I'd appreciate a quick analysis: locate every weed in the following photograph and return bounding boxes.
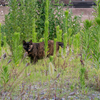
[80,66,86,89]
[0,1,100,99]
[1,65,9,86]
[44,0,49,56]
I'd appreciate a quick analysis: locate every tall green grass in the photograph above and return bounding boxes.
[44,0,49,56]
[0,23,1,56]
[0,1,100,99]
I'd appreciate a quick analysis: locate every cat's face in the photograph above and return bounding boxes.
[23,40,33,52]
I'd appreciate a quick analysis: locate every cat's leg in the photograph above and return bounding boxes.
[34,56,38,64]
[30,57,34,63]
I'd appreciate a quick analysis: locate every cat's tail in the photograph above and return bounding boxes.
[57,42,64,48]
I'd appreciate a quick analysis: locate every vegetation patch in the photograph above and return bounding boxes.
[0,0,100,99]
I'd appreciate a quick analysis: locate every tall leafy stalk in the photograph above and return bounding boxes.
[5,0,37,49]
[56,26,62,42]
[56,25,59,41]
[63,33,67,55]
[63,10,68,55]
[68,28,72,46]
[82,20,92,60]
[80,66,86,89]
[94,3,100,69]
[54,38,57,57]
[0,23,1,56]
[49,56,54,76]
[12,32,22,65]
[44,0,49,56]
[73,33,80,54]
[32,18,37,42]
[1,65,9,86]
[65,10,68,33]
[3,36,7,53]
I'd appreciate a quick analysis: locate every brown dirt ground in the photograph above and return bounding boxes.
[0,6,9,24]
[69,8,95,22]
[0,6,95,24]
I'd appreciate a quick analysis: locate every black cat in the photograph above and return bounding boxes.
[23,40,63,63]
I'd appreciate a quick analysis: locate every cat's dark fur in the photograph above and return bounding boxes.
[23,40,63,63]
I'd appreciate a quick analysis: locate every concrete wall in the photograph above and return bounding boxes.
[0,0,8,6]
[61,0,95,4]
[0,0,95,5]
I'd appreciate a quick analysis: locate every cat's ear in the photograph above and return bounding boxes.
[29,40,32,44]
[23,40,26,44]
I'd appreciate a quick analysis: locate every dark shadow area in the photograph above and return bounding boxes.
[72,1,96,8]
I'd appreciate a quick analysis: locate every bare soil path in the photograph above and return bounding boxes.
[0,6,95,24]
[0,6,9,24]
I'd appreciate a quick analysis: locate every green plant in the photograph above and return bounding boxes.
[35,0,65,40]
[85,3,100,69]
[32,18,37,42]
[59,30,62,42]
[12,32,22,64]
[63,33,67,55]
[56,25,59,41]
[80,66,86,89]
[64,10,69,33]
[5,0,37,50]
[49,56,54,76]
[63,10,82,37]
[3,36,7,53]
[49,56,54,62]
[67,28,72,46]
[54,38,57,56]
[82,20,92,60]
[44,0,49,56]
[73,32,81,54]
[35,0,45,39]
[93,1,100,17]
[94,18,100,69]
[0,23,1,56]
[1,65,9,86]
[71,15,82,35]
[56,26,62,42]
[63,10,68,55]
[92,16,100,69]
[48,1,64,39]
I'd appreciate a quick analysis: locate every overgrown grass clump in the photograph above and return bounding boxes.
[0,1,100,99]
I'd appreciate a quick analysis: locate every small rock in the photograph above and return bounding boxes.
[7,59,12,64]
[40,92,44,95]
[75,97,79,99]
[51,97,60,100]
[26,89,28,93]
[29,95,33,99]
[91,96,94,100]
[69,92,75,96]
[43,98,48,100]
[44,83,47,86]
[35,96,38,100]
[55,97,60,100]
[34,85,38,90]
[61,98,65,100]
[92,94,95,97]
[24,52,28,58]
[40,97,44,100]
[97,96,100,99]
[25,63,30,67]
[2,53,6,59]
[68,96,73,99]
[43,98,47,100]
